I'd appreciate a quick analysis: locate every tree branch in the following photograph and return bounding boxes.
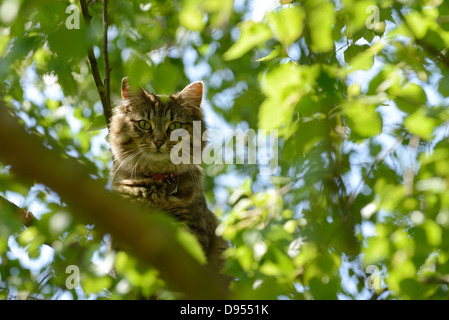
[102,0,111,111]
[79,0,112,123]
[0,104,229,299]
[0,195,34,227]
[421,276,449,286]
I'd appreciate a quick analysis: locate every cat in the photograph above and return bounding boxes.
[108,77,228,271]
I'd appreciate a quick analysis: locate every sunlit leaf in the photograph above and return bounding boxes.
[268,6,305,46]
[255,45,282,62]
[179,0,206,31]
[404,108,437,140]
[306,0,335,52]
[223,21,272,60]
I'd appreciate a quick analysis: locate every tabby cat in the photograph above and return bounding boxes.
[108,78,228,271]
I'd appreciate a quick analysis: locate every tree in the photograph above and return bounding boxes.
[0,0,449,300]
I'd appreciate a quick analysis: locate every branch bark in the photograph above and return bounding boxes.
[0,104,229,299]
[79,0,112,123]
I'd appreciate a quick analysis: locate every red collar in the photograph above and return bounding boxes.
[150,172,178,182]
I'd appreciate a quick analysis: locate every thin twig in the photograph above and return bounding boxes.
[88,0,99,6]
[102,0,111,110]
[370,288,388,300]
[403,135,420,196]
[79,0,112,123]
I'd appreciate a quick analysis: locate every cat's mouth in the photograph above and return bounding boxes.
[145,149,170,161]
[150,152,167,160]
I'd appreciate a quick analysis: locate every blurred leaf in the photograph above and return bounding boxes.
[152,61,179,94]
[179,0,206,31]
[86,115,107,132]
[268,6,305,46]
[305,0,335,52]
[404,108,437,140]
[47,24,87,61]
[343,101,382,138]
[345,44,375,70]
[223,21,272,61]
[256,45,281,62]
[176,228,207,265]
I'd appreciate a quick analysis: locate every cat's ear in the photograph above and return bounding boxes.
[175,81,203,109]
[121,77,130,100]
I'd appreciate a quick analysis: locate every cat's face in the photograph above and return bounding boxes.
[109,78,206,176]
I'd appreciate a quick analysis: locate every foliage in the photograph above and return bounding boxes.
[1,0,449,300]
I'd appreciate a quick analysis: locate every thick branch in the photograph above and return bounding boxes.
[79,0,112,123]
[0,104,229,299]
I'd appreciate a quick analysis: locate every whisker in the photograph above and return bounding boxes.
[131,150,144,179]
[110,148,141,183]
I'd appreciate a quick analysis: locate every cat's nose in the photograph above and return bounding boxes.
[153,139,165,148]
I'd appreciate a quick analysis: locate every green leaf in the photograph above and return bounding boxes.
[363,236,390,265]
[438,74,449,96]
[206,0,233,28]
[306,0,335,52]
[179,0,206,31]
[223,21,272,61]
[404,12,431,39]
[422,220,442,247]
[345,44,375,70]
[268,6,305,46]
[343,102,382,138]
[124,54,152,88]
[309,276,340,299]
[152,61,179,94]
[399,278,438,299]
[81,273,112,295]
[86,115,107,132]
[255,45,282,62]
[47,24,87,61]
[404,109,437,140]
[258,99,294,130]
[391,83,427,114]
[259,63,303,100]
[289,119,327,155]
[343,0,377,37]
[258,63,304,129]
[176,228,207,265]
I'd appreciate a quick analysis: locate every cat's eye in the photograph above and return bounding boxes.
[168,122,182,131]
[138,120,151,130]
